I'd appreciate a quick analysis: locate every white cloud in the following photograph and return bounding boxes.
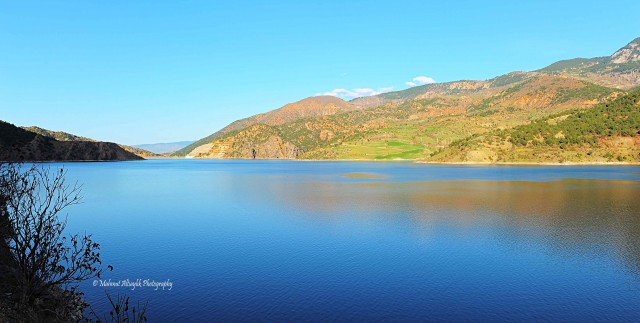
[319,86,393,100]
[406,76,436,87]
[318,76,436,99]
[413,76,436,84]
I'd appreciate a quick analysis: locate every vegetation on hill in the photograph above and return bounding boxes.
[22,126,93,141]
[429,89,640,163]
[537,57,609,73]
[507,90,640,147]
[487,71,537,88]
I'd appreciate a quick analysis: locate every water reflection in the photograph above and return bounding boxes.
[242,177,640,276]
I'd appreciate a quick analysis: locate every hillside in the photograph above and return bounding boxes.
[429,89,640,163]
[173,96,359,156]
[1,121,144,161]
[22,126,157,158]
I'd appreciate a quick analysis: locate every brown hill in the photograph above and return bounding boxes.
[222,95,356,131]
[174,96,358,156]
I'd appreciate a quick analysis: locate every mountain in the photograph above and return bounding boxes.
[187,75,621,160]
[22,126,157,158]
[1,121,143,161]
[177,37,639,163]
[133,141,194,154]
[173,96,359,156]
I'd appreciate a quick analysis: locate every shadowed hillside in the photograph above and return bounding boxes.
[22,126,157,158]
[1,121,144,161]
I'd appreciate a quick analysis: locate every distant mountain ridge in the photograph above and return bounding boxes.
[133,141,194,154]
[1,121,143,161]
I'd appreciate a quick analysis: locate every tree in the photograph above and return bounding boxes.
[0,162,102,320]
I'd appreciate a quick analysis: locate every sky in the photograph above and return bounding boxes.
[1,0,639,145]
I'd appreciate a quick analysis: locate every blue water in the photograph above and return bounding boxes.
[55,159,640,321]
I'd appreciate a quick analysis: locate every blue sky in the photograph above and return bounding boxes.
[1,0,639,145]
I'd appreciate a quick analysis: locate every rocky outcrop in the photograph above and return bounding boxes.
[610,37,640,64]
[537,38,640,90]
[191,124,301,159]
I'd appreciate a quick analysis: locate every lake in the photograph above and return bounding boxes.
[56,159,640,321]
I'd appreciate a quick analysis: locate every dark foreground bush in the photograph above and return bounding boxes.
[0,162,148,322]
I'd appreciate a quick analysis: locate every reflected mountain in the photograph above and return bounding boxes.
[237,176,640,276]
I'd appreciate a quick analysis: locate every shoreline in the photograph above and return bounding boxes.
[165,157,640,166]
[8,157,640,166]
